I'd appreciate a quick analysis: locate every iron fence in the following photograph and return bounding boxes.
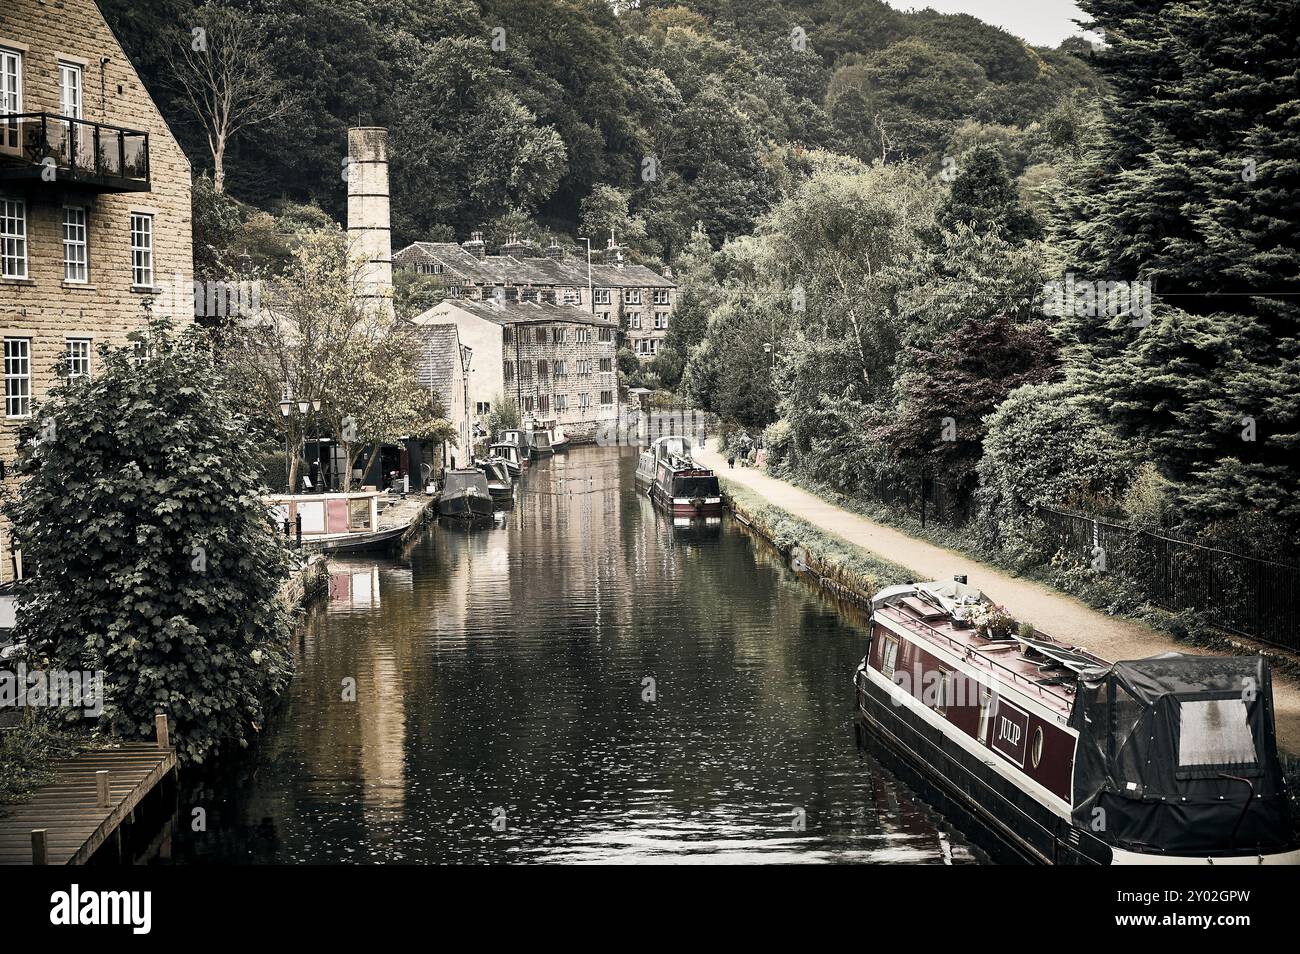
[1034,506,1300,651]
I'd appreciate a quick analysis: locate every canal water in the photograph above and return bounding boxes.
[155,446,985,864]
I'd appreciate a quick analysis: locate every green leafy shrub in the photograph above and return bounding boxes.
[3,321,294,764]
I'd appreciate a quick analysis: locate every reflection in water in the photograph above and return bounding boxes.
[157,446,984,864]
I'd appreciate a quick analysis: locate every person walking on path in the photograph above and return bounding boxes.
[727,453,736,469]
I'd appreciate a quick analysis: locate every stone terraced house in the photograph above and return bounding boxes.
[0,0,194,588]
[412,296,619,446]
[394,233,675,364]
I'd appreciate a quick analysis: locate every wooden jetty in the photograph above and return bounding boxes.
[0,715,176,865]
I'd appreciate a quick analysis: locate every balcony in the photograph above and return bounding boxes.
[0,113,150,193]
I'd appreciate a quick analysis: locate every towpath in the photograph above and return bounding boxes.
[697,439,1300,751]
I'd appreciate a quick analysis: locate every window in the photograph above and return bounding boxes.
[0,47,21,126]
[4,337,31,418]
[521,288,538,303]
[599,357,612,373]
[880,635,899,680]
[503,327,514,345]
[523,396,534,412]
[348,498,372,530]
[552,327,564,344]
[653,289,670,305]
[654,312,669,330]
[535,327,547,344]
[600,390,613,405]
[65,338,91,379]
[624,289,642,305]
[562,288,580,306]
[538,395,549,413]
[554,360,566,377]
[977,690,995,744]
[63,207,88,282]
[629,313,641,329]
[578,392,591,408]
[1031,727,1044,768]
[59,61,83,118]
[930,670,950,716]
[576,328,591,343]
[1178,698,1257,772]
[537,359,548,379]
[475,401,491,415]
[503,360,514,382]
[1,196,27,278]
[130,213,154,287]
[594,288,611,305]
[519,361,532,383]
[555,394,567,411]
[598,327,613,342]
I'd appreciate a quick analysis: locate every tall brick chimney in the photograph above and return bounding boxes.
[347,127,393,319]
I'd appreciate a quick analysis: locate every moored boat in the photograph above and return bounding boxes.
[638,435,722,519]
[528,428,554,457]
[489,442,524,476]
[498,430,532,466]
[854,578,1300,865]
[437,469,494,519]
[475,456,514,503]
[548,426,569,452]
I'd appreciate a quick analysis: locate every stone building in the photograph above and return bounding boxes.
[412,296,619,445]
[0,0,193,584]
[394,234,675,364]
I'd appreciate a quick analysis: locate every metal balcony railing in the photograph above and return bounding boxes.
[0,112,150,192]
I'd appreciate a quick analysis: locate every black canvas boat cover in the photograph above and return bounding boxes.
[1069,653,1295,856]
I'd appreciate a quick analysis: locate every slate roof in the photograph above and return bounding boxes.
[394,242,675,289]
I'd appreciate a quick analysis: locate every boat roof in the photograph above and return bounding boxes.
[444,469,490,493]
[874,581,1110,717]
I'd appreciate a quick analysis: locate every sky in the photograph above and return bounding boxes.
[885,0,1095,48]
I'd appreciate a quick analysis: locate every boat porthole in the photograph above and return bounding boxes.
[1031,727,1044,768]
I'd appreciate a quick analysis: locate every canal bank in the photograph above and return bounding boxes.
[697,439,1300,752]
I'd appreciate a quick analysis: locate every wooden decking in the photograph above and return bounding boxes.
[0,729,175,865]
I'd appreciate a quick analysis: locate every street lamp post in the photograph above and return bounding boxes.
[278,395,294,494]
[310,399,322,491]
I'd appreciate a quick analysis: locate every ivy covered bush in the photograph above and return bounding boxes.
[3,321,293,763]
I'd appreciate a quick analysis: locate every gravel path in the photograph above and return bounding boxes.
[698,439,1300,751]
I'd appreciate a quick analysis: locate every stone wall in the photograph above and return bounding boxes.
[0,0,194,581]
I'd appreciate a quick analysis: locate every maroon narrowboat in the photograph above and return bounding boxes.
[855,578,1300,865]
[635,436,722,519]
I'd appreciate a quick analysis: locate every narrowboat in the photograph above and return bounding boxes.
[528,428,554,457]
[475,456,514,503]
[497,430,532,465]
[854,578,1300,865]
[636,435,722,518]
[548,425,570,452]
[634,434,693,490]
[489,442,524,477]
[437,469,494,519]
